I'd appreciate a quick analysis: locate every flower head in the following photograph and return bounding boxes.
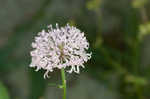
[30,23,91,78]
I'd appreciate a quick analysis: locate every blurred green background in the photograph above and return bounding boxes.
[0,0,150,99]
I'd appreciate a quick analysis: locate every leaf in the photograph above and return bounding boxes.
[0,82,10,99]
[125,75,147,86]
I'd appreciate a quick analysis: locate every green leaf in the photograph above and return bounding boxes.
[86,0,101,11]
[0,82,10,99]
[132,0,147,8]
[125,75,147,86]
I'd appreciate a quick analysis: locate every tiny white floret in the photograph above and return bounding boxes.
[30,23,92,78]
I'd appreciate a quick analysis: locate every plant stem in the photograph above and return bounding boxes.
[61,68,66,99]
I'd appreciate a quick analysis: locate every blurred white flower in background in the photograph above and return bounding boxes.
[30,23,91,78]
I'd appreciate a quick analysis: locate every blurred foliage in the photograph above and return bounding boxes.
[0,82,10,99]
[139,22,150,40]
[86,0,101,11]
[125,75,147,86]
[132,0,147,8]
[0,0,150,99]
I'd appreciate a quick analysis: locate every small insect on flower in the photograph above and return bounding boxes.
[30,23,92,78]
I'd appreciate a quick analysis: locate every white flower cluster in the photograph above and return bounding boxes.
[30,24,91,78]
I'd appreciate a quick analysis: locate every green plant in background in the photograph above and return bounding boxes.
[85,0,150,99]
[0,82,10,99]
[86,0,103,51]
[139,23,150,40]
[86,0,101,11]
[132,0,148,8]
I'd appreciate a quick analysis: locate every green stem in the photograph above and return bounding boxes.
[61,68,66,99]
